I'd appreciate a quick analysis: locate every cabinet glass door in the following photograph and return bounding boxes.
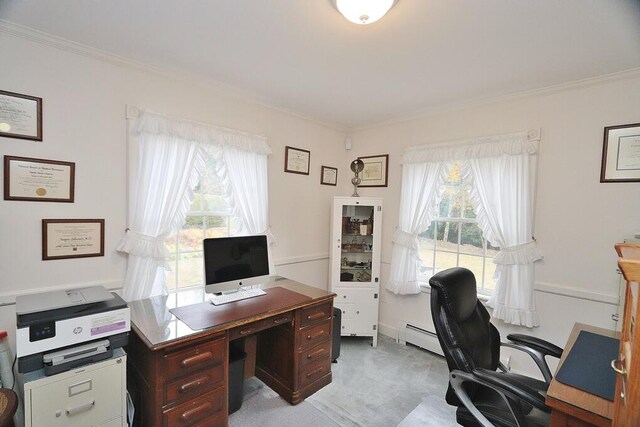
[339,204,375,283]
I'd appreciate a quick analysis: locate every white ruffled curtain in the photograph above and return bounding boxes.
[390,131,542,327]
[117,110,271,301]
[387,161,448,294]
[463,139,542,327]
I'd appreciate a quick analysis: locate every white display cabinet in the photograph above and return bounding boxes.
[329,196,383,346]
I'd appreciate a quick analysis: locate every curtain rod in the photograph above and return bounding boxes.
[125,105,268,141]
[405,128,541,153]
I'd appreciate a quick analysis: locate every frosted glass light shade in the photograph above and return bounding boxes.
[335,0,396,25]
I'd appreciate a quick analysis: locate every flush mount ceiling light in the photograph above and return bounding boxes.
[333,0,398,25]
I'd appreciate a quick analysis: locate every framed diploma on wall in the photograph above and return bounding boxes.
[321,166,338,185]
[42,219,105,260]
[358,154,389,187]
[284,146,310,175]
[0,90,43,141]
[601,123,640,183]
[4,156,75,202]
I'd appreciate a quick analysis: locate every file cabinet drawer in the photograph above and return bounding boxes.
[164,365,224,404]
[299,340,331,369]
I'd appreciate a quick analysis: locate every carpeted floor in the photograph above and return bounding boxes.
[229,334,458,426]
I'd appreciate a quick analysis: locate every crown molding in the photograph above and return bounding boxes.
[351,66,640,133]
[0,19,347,133]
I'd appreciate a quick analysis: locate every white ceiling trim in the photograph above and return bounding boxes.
[3,18,639,134]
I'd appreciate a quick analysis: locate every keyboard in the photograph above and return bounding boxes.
[210,288,266,306]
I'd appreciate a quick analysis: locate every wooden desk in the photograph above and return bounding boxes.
[546,323,618,427]
[125,276,335,427]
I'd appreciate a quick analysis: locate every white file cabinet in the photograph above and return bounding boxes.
[23,349,126,427]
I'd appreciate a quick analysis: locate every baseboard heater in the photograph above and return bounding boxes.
[402,323,444,356]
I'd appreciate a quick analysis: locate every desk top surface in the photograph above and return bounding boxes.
[546,322,619,422]
[127,276,335,349]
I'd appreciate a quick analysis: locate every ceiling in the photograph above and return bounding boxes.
[2,0,640,130]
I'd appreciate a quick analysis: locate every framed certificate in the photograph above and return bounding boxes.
[321,166,338,185]
[42,219,105,260]
[284,146,310,175]
[4,156,75,202]
[0,90,43,141]
[358,154,389,187]
[601,123,640,183]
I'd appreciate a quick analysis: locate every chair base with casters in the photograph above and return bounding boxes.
[429,267,563,427]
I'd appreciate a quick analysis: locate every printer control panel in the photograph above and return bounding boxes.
[29,321,56,342]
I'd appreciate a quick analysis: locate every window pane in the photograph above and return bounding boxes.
[434,249,457,273]
[177,252,203,288]
[458,254,484,286]
[436,221,459,248]
[166,254,178,290]
[179,216,204,252]
[205,216,229,238]
[460,223,484,255]
[482,263,498,293]
[461,189,476,219]
[203,194,229,213]
[229,216,243,236]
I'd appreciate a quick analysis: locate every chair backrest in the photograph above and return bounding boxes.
[429,267,501,405]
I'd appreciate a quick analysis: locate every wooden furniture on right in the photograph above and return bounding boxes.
[613,243,640,426]
[546,323,616,427]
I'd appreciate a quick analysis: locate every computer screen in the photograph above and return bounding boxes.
[203,235,271,295]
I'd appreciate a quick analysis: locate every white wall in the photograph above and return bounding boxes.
[2,24,640,380]
[0,31,348,346]
[351,72,640,375]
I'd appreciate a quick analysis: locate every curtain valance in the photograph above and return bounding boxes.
[403,130,539,164]
[132,110,272,155]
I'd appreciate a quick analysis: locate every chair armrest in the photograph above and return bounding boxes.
[507,334,563,358]
[473,368,550,413]
[449,370,547,427]
[502,334,563,384]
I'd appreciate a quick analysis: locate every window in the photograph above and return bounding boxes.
[165,151,242,291]
[418,162,499,295]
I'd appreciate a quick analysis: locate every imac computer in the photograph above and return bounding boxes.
[203,235,271,305]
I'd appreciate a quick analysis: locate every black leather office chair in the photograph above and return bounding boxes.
[429,267,563,427]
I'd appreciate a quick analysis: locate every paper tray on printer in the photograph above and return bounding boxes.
[42,339,113,376]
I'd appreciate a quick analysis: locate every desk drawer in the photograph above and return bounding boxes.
[298,320,331,350]
[163,386,225,427]
[299,302,332,328]
[299,358,331,389]
[229,312,293,341]
[164,365,224,404]
[164,337,225,381]
[300,340,331,369]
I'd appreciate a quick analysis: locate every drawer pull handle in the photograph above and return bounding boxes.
[307,312,325,321]
[239,328,254,335]
[306,366,325,379]
[307,330,325,340]
[180,351,213,368]
[307,348,326,359]
[273,317,289,324]
[180,402,213,422]
[179,375,210,393]
[66,400,95,416]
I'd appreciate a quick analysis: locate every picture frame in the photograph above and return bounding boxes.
[600,123,640,183]
[42,219,105,260]
[284,146,310,175]
[358,154,389,187]
[4,155,75,202]
[321,166,338,186]
[0,90,43,141]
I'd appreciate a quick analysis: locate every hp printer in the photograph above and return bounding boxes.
[16,286,130,375]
